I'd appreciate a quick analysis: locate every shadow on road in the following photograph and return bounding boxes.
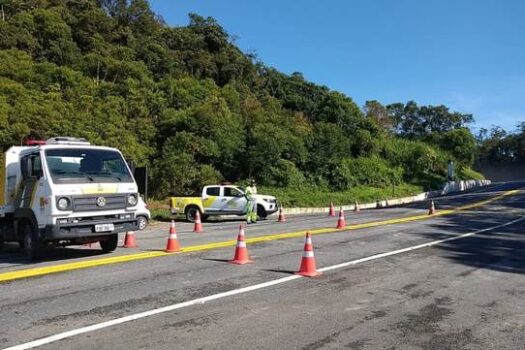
[398,182,523,212]
[423,210,525,275]
[0,243,107,265]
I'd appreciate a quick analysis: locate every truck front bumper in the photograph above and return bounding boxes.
[42,218,138,241]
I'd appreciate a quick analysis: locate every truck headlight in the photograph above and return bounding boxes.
[57,197,70,210]
[127,194,138,206]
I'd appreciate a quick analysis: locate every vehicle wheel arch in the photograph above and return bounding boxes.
[14,209,39,241]
[184,205,202,222]
[256,204,268,219]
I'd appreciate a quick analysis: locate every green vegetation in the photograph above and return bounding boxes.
[0,0,485,207]
[261,183,424,208]
[476,123,525,166]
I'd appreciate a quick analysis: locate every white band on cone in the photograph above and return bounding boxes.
[303,251,314,258]
[237,241,246,248]
[169,234,178,239]
[306,238,312,244]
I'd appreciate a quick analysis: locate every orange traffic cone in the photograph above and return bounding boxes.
[328,201,336,216]
[336,207,346,229]
[428,200,436,215]
[193,210,203,233]
[230,225,253,265]
[354,200,360,213]
[165,220,181,253]
[123,231,137,248]
[296,232,321,277]
[278,208,286,222]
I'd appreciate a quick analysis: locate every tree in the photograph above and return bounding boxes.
[434,128,477,166]
[364,100,393,132]
[0,1,483,198]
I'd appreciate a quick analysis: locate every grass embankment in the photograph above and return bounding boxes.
[260,183,423,208]
[457,167,485,180]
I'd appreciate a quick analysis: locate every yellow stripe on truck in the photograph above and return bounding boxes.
[0,188,520,283]
[28,181,38,208]
[202,196,217,209]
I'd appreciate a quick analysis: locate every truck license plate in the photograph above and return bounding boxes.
[95,224,114,232]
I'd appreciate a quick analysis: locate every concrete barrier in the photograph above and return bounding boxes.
[441,180,492,195]
[281,179,491,216]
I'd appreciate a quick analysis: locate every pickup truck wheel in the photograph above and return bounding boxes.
[22,223,44,260]
[257,205,268,220]
[99,234,118,253]
[185,206,202,223]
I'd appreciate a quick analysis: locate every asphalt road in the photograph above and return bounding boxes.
[0,182,524,349]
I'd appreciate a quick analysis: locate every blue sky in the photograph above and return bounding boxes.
[149,0,525,133]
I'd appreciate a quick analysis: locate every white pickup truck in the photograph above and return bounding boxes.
[169,185,279,222]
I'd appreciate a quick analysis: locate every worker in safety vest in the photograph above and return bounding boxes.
[447,160,455,181]
[245,180,258,224]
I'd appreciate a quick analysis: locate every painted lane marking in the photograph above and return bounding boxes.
[3,216,523,350]
[0,189,519,283]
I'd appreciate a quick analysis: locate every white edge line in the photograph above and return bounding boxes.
[4,216,524,350]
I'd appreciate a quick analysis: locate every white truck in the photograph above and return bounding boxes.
[0,137,140,258]
[170,185,279,222]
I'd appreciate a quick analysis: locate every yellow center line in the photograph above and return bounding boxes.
[0,189,520,283]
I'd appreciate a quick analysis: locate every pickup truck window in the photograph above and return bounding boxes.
[224,187,243,197]
[206,187,220,196]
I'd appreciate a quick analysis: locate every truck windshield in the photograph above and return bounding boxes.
[45,148,133,184]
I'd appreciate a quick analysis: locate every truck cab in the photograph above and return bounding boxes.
[170,185,279,222]
[0,137,140,258]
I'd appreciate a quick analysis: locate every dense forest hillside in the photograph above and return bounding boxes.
[0,0,484,200]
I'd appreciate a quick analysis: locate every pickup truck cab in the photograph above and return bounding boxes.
[170,185,278,222]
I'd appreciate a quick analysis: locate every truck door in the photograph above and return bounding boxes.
[221,186,247,214]
[15,154,42,210]
[202,186,222,213]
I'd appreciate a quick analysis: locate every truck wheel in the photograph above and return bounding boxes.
[257,205,268,220]
[137,216,148,230]
[99,234,118,253]
[185,206,201,223]
[22,223,44,260]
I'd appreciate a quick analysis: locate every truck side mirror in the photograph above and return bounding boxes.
[21,157,31,179]
[33,166,43,179]
[32,156,43,179]
[128,160,136,174]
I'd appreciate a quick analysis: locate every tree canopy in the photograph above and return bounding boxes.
[0,0,484,196]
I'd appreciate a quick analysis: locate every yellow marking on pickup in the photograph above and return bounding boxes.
[0,189,520,283]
